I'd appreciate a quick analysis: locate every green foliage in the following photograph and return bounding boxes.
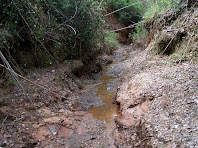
[170,53,185,63]
[103,30,118,49]
[132,0,180,40]
[8,78,15,85]
[144,0,180,19]
[106,0,143,24]
[0,0,106,68]
[170,53,183,58]
[133,22,147,40]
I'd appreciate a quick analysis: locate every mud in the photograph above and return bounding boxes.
[77,45,133,147]
[0,44,135,148]
[1,7,198,147]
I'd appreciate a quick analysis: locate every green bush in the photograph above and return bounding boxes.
[0,0,105,68]
[144,0,180,19]
[133,22,147,40]
[106,0,143,24]
[103,30,118,49]
[132,0,180,40]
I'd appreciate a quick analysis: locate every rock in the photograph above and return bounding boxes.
[33,126,51,140]
[60,91,69,98]
[71,60,84,75]
[58,109,65,113]
[44,117,62,124]
[75,111,87,116]
[58,109,73,116]
[39,107,53,117]
[62,118,72,126]
[49,127,57,135]
[32,93,39,100]
[32,123,41,129]
[59,115,72,126]
[116,107,142,127]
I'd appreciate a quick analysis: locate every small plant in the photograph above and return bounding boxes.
[133,23,147,40]
[170,53,185,63]
[171,53,183,58]
[103,30,118,49]
[7,78,15,86]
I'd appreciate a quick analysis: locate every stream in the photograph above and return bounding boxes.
[79,45,133,147]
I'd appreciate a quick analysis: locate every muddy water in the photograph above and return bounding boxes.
[86,48,132,146]
[88,65,119,133]
[88,50,131,125]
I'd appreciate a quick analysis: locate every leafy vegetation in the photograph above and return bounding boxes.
[143,0,180,19]
[132,0,181,40]
[0,0,106,68]
[106,0,143,24]
[0,0,184,69]
[132,22,147,40]
[103,30,118,49]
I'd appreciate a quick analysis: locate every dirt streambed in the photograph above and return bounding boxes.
[0,45,134,148]
[78,45,133,147]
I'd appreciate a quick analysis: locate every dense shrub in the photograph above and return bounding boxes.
[0,0,105,68]
[143,0,180,19]
[132,0,181,40]
[106,0,143,25]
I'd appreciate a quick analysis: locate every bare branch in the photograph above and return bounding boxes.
[111,21,142,32]
[104,2,142,17]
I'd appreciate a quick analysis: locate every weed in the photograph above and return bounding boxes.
[103,30,118,49]
[171,53,183,58]
[133,22,147,40]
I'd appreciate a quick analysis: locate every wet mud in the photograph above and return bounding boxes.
[78,45,133,147]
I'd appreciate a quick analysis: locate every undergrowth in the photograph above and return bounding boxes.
[103,30,118,49]
[144,0,180,19]
[106,0,143,24]
[132,22,147,40]
[0,0,107,69]
[132,0,181,40]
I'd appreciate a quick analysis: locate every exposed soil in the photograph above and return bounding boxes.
[105,8,132,44]
[0,5,198,148]
[0,44,133,147]
[113,7,198,147]
[114,40,198,147]
[0,39,197,147]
